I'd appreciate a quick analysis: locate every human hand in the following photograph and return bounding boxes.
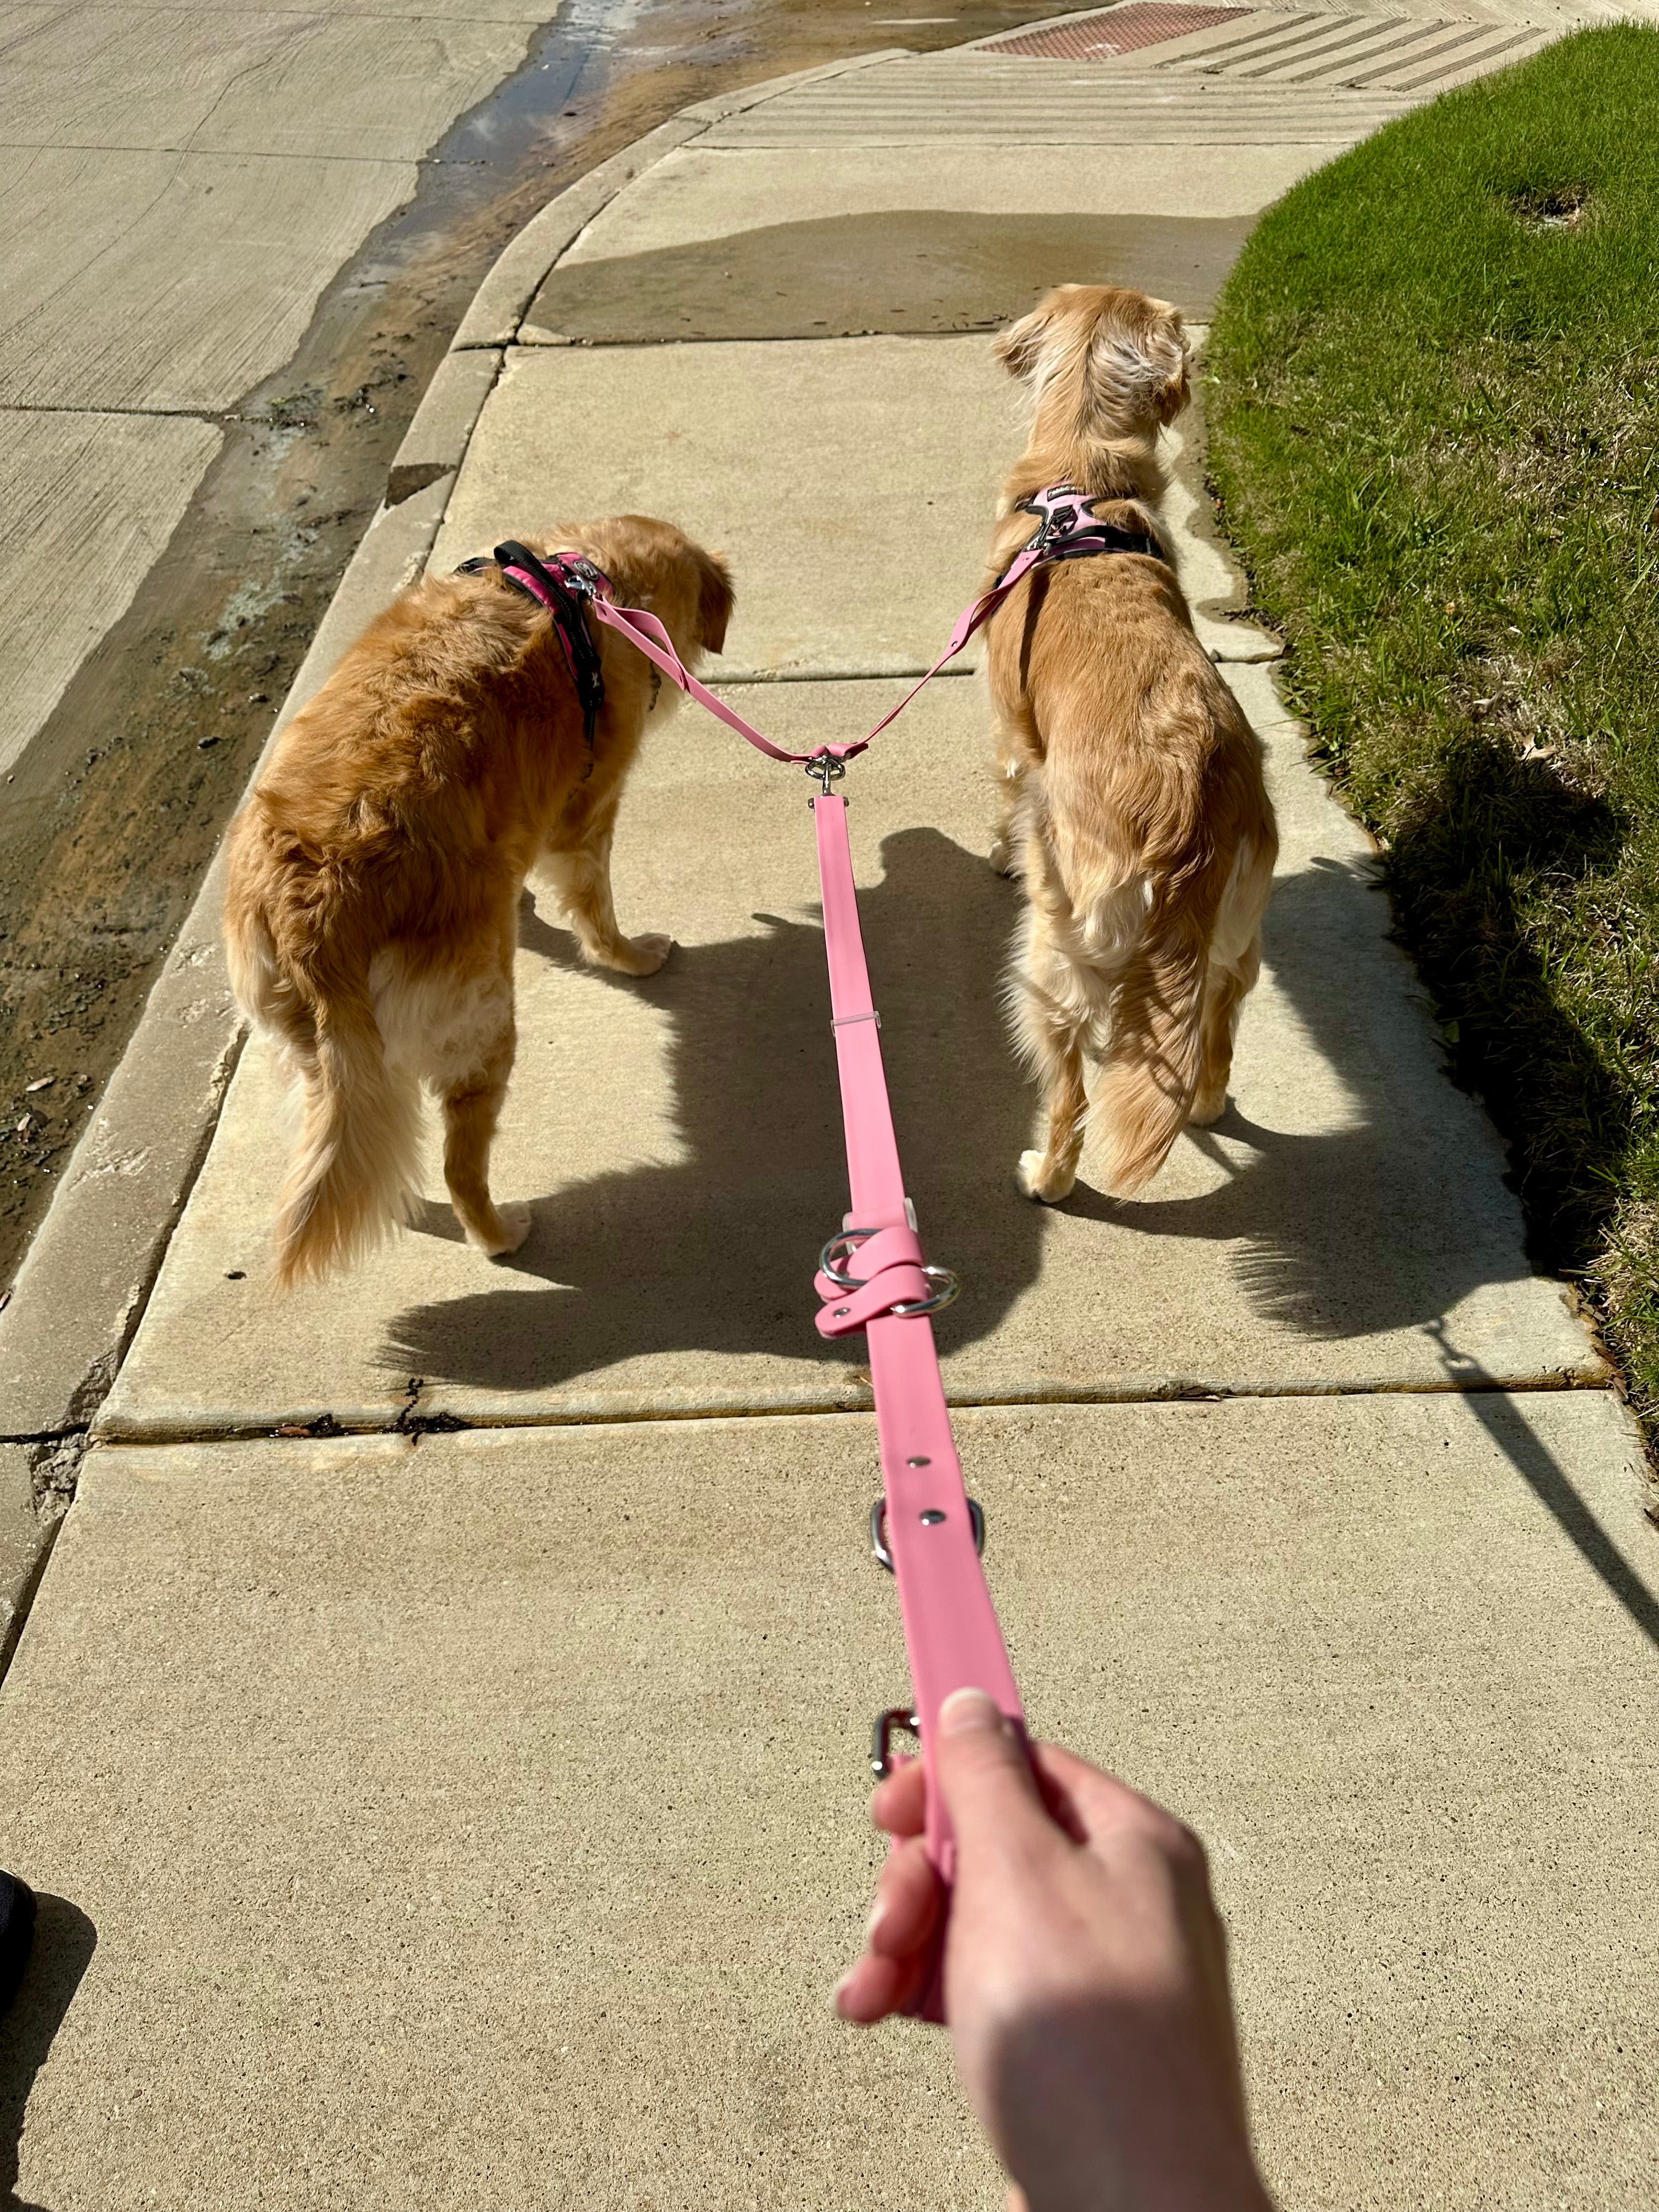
[835,1688,1273,2212]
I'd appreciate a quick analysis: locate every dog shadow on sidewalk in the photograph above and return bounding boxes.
[1061,855,1540,1345]
[385,837,1537,1391]
[385,828,1040,1392]
[0,1893,95,2210]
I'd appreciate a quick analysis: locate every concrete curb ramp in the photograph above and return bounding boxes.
[1,10,1655,2206]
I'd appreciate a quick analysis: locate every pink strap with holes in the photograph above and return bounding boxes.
[812,791,1024,2017]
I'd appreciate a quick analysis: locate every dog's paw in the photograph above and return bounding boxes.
[988,838,1017,879]
[473,1201,532,1258]
[1017,1149,1075,1204]
[597,932,673,978]
[1189,1087,1227,1127]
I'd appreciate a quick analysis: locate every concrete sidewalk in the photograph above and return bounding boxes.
[1,7,1656,2207]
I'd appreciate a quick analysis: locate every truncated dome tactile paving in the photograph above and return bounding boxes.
[984,4,1249,58]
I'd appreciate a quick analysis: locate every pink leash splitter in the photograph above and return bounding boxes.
[485,488,1148,2006]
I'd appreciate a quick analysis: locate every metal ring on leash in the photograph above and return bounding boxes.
[890,1263,960,1317]
[871,1496,984,1572]
[819,1228,880,1290]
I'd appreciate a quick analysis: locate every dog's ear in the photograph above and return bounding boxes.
[1086,299,1190,430]
[993,296,1060,384]
[1146,302,1191,424]
[697,549,734,656]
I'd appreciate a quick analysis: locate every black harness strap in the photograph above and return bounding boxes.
[456,539,607,760]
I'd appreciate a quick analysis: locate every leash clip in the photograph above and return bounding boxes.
[871,1707,919,1780]
[805,749,847,797]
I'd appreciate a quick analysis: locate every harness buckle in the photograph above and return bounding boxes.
[805,749,847,796]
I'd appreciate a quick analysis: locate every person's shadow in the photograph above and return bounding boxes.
[0,1894,95,2209]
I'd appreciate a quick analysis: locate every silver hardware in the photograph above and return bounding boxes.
[891,1263,961,1318]
[831,1009,881,1030]
[805,749,847,796]
[870,1499,893,1571]
[819,1238,959,1314]
[870,1496,984,1571]
[920,1509,946,1526]
[906,1455,930,1469]
[872,1706,919,1779]
[820,1228,879,1290]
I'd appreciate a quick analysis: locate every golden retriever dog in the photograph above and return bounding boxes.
[985,284,1278,1203]
[224,515,732,1288]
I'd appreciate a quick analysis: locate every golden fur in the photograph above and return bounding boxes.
[223,514,733,1288]
[985,284,1278,1203]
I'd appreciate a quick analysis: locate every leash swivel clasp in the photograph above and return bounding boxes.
[805,748,847,797]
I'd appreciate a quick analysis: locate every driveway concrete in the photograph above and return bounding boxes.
[2,8,1655,2208]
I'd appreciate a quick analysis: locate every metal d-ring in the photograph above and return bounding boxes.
[870,1496,985,1571]
[871,1706,919,1779]
[820,1228,879,1291]
[805,749,847,797]
[890,1263,960,1317]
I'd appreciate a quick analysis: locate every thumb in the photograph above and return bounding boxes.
[934,1688,1047,1873]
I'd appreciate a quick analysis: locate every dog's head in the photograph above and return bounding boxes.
[995,284,1190,444]
[551,515,733,668]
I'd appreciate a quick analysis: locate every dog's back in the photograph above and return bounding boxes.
[223,570,561,1286]
[997,556,1276,1192]
[225,516,733,1287]
[986,285,1278,1203]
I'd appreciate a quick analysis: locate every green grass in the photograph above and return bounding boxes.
[1208,25,1659,1436]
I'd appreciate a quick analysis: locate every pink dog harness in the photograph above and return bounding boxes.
[462,488,1154,2008]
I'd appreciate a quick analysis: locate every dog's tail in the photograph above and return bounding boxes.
[272,979,421,1290]
[1087,910,1209,1198]
[224,883,421,1290]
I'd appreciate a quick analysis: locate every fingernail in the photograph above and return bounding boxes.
[940,1686,1005,1736]
[831,1970,856,2013]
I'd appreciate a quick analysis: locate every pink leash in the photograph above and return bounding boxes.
[485,490,1150,2011]
[808,783,1024,2018]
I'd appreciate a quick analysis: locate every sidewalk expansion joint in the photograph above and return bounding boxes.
[98,1368,1615,1452]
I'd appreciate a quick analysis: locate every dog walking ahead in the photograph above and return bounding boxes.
[224,515,732,1288]
[985,284,1277,1203]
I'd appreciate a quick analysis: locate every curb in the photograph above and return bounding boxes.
[0,41,917,1590]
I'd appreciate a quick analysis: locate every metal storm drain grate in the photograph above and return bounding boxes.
[984,3,1249,59]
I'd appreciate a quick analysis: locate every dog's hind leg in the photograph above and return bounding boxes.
[387,945,530,1259]
[1017,1021,1089,1204]
[440,1013,530,1259]
[1192,936,1260,1126]
[1191,838,1273,1125]
[1008,906,1093,1204]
